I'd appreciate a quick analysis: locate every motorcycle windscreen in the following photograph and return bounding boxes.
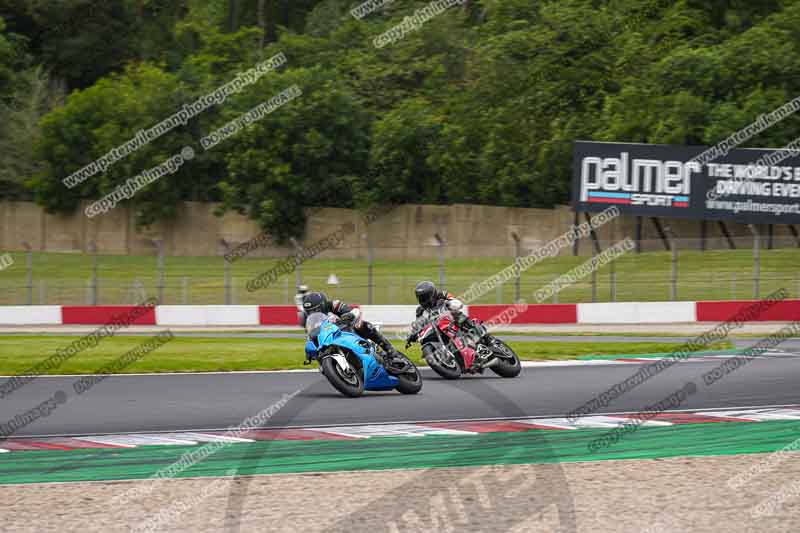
[304,312,325,358]
[305,312,327,338]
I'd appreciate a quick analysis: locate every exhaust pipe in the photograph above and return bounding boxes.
[482,357,502,368]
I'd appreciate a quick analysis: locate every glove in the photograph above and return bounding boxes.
[341,308,363,326]
[405,333,417,349]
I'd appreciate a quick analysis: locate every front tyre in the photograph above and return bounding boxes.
[321,356,364,397]
[489,340,522,378]
[395,363,423,395]
[422,344,462,380]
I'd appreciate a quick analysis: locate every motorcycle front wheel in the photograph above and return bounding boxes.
[422,343,462,380]
[489,339,522,378]
[321,356,364,397]
[394,355,423,394]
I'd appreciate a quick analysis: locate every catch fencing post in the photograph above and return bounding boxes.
[434,233,446,290]
[609,256,617,302]
[671,235,678,301]
[130,279,146,303]
[664,227,677,301]
[225,260,231,305]
[22,241,32,305]
[591,248,597,303]
[368,243,374,305]
[511,232,521,303]
[748,224,761,299]
[157,241,165,304]
[220,239,232,305]
[289,237,303,289]
[149,239,165,304]
[364,229,375,305]
[88,241,98,305]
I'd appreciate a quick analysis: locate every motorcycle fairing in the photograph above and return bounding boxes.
[306,319,398,391]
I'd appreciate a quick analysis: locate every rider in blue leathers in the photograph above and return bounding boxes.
[300,291,407,373]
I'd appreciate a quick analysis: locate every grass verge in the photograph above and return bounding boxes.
[0,336,734,374]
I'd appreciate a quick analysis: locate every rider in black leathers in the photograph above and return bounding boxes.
[405,280,465,347]
[413,280,454,318]
[301,291,407,371]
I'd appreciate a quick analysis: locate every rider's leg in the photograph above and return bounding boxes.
[355,320,412,374]
[355,320,399,356]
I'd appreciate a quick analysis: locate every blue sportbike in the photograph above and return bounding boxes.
[304,312,423,397]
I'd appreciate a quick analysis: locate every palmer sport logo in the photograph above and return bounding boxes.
[579,152,698,208]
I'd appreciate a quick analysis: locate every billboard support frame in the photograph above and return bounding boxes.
[748,224,761,299]
[717,221,736,249]
[789,225,800,247]
[572,211,580,256]
[768,224,774,250]
[584,212,601,255]
[650,218,671,251]
[635,217,642,253]
[700,220,708,251]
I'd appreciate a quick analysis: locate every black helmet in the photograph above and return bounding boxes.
[302,292,328,314]
[415,281,437,307]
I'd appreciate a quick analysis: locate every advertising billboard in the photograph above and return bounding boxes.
[572,141,800,224]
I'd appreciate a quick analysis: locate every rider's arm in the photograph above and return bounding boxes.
[330,300,353,316]
[331,300,363,326]
[408,305,433,343]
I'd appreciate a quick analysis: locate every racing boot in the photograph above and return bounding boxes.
[372,330,411,374]
[356,321,411,374]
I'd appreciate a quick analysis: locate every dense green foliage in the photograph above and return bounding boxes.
[1,0,799,240]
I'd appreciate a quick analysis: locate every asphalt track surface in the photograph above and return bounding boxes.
[3,345,799,438]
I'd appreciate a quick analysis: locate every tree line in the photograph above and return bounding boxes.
[1,0,799,241]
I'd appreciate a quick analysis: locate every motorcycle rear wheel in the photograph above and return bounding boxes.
[321,356,364,397]
[422,344,462,380]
